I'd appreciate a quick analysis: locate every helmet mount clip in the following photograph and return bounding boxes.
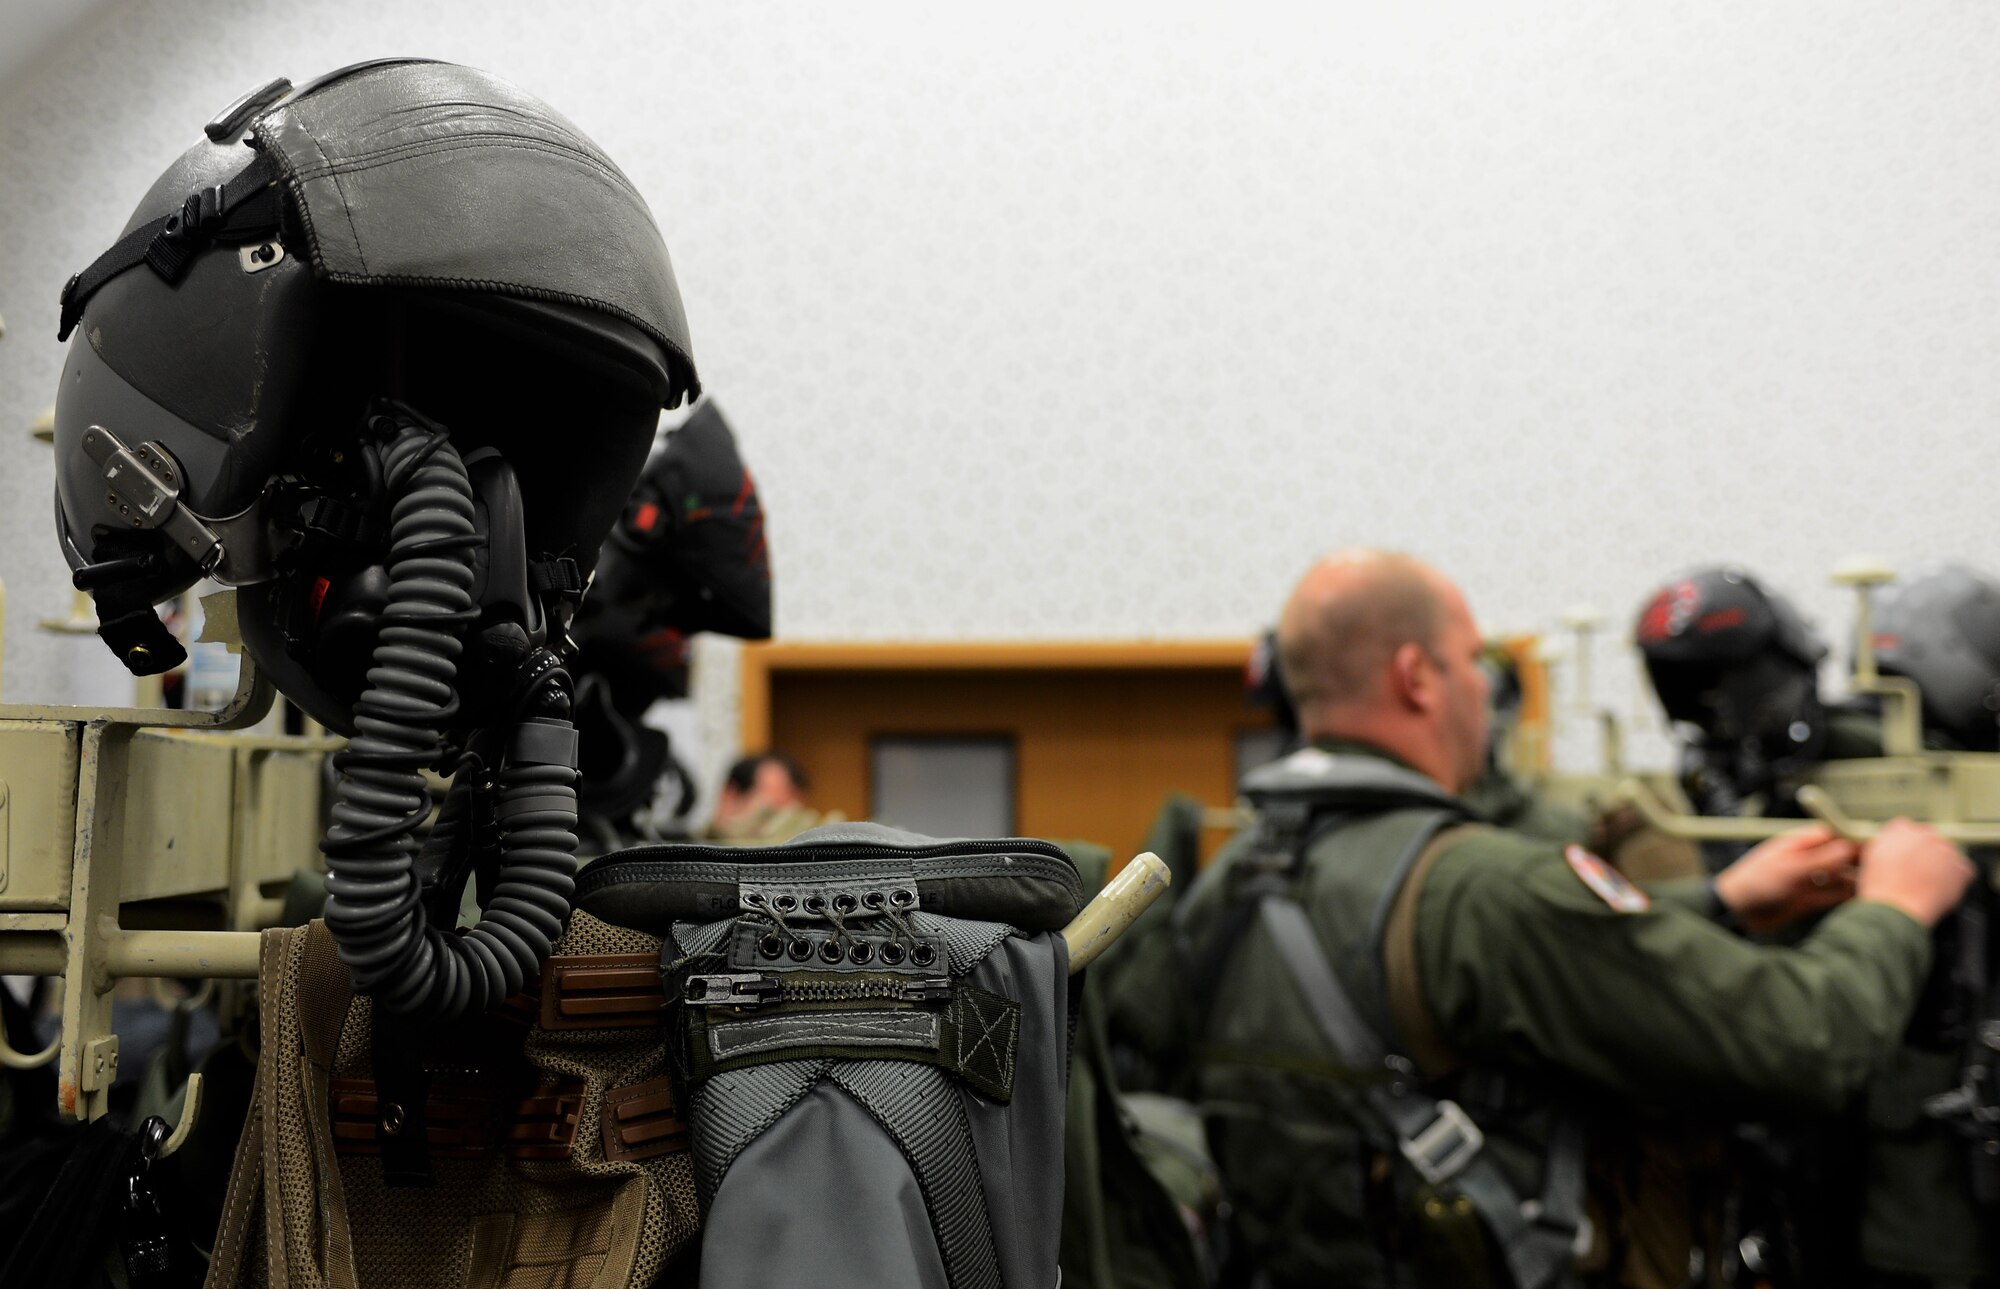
[83,425,219,569]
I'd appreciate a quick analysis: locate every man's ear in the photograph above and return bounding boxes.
[1388,642,1435,714]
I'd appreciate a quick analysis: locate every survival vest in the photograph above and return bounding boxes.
[1179,746,1588,1289]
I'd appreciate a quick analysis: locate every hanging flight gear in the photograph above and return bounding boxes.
[1871,563,2000,753]
[0,1111,202,1288]
[49,59,699,1027]
[1181,748,1591,1289]
[205,912,702,1288]
[571,401,774,851]
[1635,567,1831,832]
[1921,861,2000,1211]
[573,822,1085,1289]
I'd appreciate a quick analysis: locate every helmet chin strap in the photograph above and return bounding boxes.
[73,559,189,676]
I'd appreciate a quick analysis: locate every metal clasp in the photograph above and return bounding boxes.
[899,977,952,1003]
[79,424,280,584]
[1520,1199,1595,1258]
[82,425,222,571]
[682,973,781,1008]
[1400,1099,1484,1184]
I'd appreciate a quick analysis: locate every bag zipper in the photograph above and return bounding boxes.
[682,971,952,1009]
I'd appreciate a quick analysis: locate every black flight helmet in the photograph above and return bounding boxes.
[571,402,773,829]
[50,60,699,1021]
[1871,563,2000,751]
[1635,567,1828,762]
[580,399,772,669]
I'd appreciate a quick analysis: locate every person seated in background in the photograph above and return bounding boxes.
[705,751,836,845]
[1169,548,1974,1289]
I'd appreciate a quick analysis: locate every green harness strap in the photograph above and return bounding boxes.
[1258,887,1585,1289]
[1235,799,1589,1289]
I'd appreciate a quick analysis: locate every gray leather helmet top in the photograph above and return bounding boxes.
[1871,563,2000,750]
[51,58,699,685]
[253,58,696,395]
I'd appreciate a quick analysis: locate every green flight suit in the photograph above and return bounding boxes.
[1058,838,1211,1289]
[1175,740,1932,1289]
[1095,792,1208,1097]
[1461,766,1591,847]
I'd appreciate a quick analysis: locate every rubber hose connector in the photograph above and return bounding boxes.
[320,424,581,1020]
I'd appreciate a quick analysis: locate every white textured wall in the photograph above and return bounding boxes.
[2,2,1997,778]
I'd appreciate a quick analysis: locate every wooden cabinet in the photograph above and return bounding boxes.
[740,642,1267,869]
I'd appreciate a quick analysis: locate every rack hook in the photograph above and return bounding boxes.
[0,1023,60,1070]
[152,1070,205,1160]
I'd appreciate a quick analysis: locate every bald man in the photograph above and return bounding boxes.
[1172,551,1974,1289]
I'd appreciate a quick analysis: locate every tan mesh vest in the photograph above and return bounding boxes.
[205,913,700,1289]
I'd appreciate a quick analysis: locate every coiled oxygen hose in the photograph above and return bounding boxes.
[320,414,582,1021]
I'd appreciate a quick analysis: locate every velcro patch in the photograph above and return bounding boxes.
[1564,845,1650,913]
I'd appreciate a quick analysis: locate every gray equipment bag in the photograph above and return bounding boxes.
[572,822,1086,1289]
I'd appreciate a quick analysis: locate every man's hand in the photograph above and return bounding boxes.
[1713,825,1859,934]
[1855,818,1977,928]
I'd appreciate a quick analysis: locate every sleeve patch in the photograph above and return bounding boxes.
[1564,845,1651,913]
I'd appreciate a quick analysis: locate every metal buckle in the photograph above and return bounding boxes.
[192,184,226,230]
[1521,1199,1594,1258]
[1400,1099,1484,1184]
[899,977,952,1003]
[682,972,782,1008]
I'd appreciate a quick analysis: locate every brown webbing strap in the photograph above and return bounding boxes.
[258,930,291,1289]
[1380,823,1486,1080]
[295,920,361,1289]
[203,928,290,1289]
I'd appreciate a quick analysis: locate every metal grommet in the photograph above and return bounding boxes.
[819,940,845,964]
[862,892,886,909]
[773,894,797,913]
[890,888,917,907]
[742,890,766,907]
[127,645,152,666]
[1451,1196,1473,1217]
[832,894,858,914]
[380,1103,406,1137]
[803,895,827,914]
[848,942,874,965]
[880,943,907,965]
[1422,1197,1445,1219]
[788,939,813,962]
[911,945,936,967]
[759,935,783,959]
